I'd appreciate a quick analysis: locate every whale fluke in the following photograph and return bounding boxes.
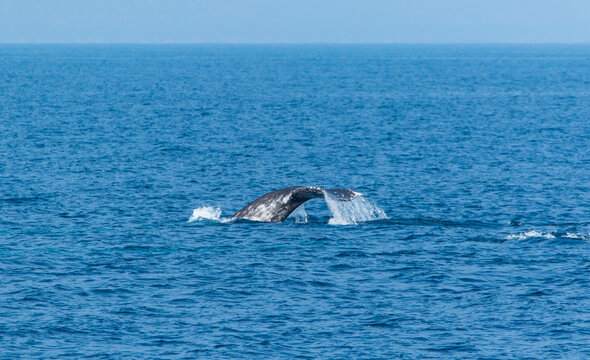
[231,186,362,223]
[323,188,360,201]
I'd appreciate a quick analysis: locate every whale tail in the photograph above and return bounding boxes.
[323,188,362,201]
[231,186,361,223]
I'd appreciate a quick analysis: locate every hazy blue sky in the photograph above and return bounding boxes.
[1,0,589,43]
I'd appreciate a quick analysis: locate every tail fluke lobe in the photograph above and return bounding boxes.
[324,188,362,201]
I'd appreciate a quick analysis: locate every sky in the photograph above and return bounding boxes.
[1,0,589,43]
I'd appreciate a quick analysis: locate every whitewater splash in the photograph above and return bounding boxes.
[289,204,308,223]
[188,206,226,222]
[323,191,387,225]
[505,231,590,240]
[505,230,555,240]
[564,232,590,240]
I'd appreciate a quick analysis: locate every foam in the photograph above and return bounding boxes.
[564,232,590,240]
[505,230,555,240]
[505,230,590,240]
[188,206,223,222]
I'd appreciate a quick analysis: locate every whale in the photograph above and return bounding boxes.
[231,186,362,223]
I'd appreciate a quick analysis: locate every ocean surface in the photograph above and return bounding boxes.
[1,44,590,359]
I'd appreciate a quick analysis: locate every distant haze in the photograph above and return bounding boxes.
[1,0,589,43]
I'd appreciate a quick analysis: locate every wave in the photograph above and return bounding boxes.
[505,230,589,240]
[563,232,590,240]
[505,230,555,240]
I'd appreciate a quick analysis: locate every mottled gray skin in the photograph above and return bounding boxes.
[231,186,360,223]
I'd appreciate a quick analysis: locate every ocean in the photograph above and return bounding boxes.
[1,44,589,358]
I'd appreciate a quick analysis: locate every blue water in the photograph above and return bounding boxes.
[1,45,590,359]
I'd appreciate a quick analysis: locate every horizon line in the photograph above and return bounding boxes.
[1,41,590,45]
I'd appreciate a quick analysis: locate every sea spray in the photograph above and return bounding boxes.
[188,206,222,222]
[289,204,308,223]
[323,191,387,225]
